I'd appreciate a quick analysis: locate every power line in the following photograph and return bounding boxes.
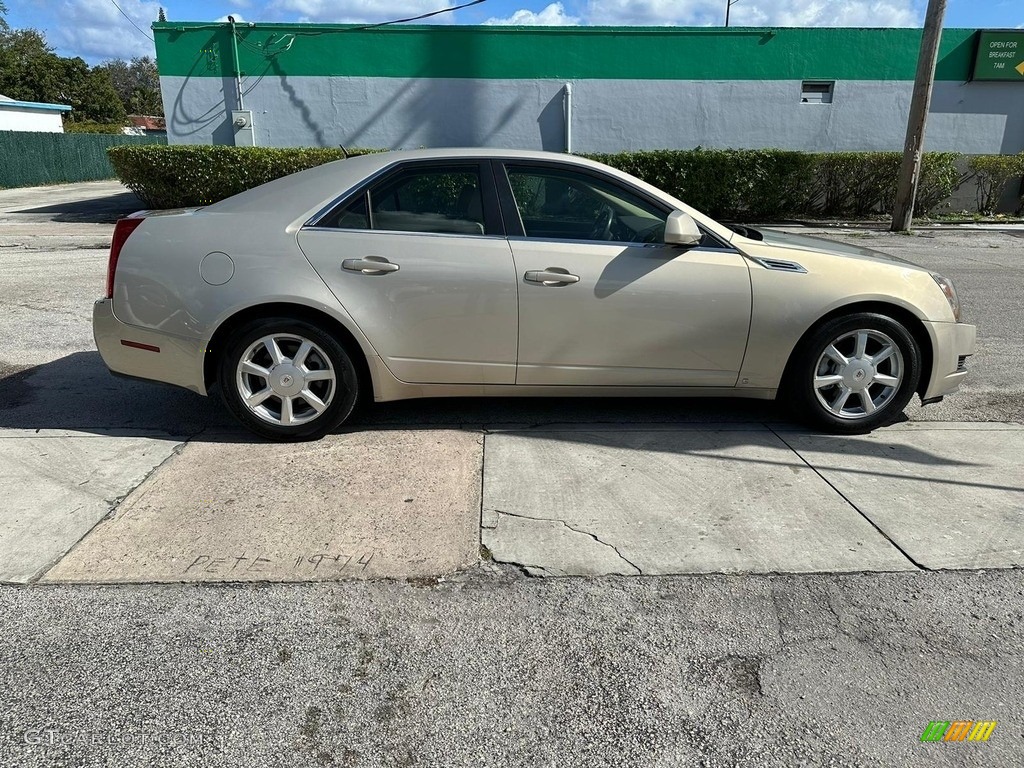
[284,0,489,35]
[354,0,487,29]
[108,0,154,42]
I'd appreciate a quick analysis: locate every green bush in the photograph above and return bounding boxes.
[808,152,899,216]
[969,153,1024,214]
[585,148,819,219]
[586,149,962,219]
[107,145,379,208]
[109,144,1011,218]
[65,121,130,135]
[915,152,966,215]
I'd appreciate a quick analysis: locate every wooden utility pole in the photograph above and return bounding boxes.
[890,0,948,231]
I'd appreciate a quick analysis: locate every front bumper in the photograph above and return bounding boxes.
[93,299,208,395]
[921,321,976,401]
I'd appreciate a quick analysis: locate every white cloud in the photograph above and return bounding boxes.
[215,13,247,23]
[270,0,452,24]
[586,0,722,25]
[585,0,922,26]
[733,0,920,27]
[54,0,160,60]
[485,2,580,25]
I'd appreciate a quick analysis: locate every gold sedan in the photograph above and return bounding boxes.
[93,149,976,440]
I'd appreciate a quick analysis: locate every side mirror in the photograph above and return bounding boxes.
[664,210,702,247]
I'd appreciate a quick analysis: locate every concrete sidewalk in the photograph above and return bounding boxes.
[483,422,1024,576]
[2,422,1020,585]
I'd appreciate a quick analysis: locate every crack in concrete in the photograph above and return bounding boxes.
[486,508,643,576]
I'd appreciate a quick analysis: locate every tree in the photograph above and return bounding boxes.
[97,56,163,116]
[0,28,125,123]
[158,7,167,22]
[0,29,66,103]
[0,1,8,32]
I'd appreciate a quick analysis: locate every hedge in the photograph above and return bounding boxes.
[108,145,380,208]
[109,144,1021,218]
[968,153,1024,215]
[64,121,131,135]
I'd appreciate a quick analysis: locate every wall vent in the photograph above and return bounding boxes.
[801,81,834,104]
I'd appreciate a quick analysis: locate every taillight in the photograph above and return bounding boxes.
[106,217,145,299]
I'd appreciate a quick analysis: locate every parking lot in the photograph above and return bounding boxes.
[1,181,1023,766]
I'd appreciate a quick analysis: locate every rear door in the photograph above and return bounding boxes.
[298,161,519,384]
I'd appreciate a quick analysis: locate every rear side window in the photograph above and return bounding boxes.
[325,166,487,235]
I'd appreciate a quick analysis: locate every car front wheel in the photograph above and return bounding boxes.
[786,312,921,433]
[218,318,360,441]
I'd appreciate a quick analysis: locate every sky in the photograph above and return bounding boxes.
[4,0,1022,64]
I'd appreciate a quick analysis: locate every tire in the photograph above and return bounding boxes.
[218,317,360,441]
[783,312,921,434]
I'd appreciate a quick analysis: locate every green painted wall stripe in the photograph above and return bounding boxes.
[154,23,979,82]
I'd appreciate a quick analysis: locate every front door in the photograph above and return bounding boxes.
[499,163,752,386]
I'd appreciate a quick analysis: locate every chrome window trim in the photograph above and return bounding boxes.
[301,226,508,242]
[505,235,739,253]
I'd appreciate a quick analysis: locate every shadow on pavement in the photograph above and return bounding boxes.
[13,191,145,224]
[0,352,989,482]
[0,352,234,441]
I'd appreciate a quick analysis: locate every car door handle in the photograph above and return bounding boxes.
[342,256,400,275]
[524,268,580,286]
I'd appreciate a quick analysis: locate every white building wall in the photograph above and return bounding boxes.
[159,76,1024,156]
[0,107,65,133]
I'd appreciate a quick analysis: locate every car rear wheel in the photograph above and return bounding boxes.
[218,318,360,441]
[785,312,921,433]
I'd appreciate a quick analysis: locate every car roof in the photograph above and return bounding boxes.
[203,149,611,220]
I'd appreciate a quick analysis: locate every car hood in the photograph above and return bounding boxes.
[742,228,919,267]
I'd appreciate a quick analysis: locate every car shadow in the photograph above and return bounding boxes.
[0,352,992,486]
[12,191,145,224]
[0,352,237,441]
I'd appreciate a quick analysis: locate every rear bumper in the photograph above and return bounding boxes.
[93,299,208,395]
[921,321,976,401]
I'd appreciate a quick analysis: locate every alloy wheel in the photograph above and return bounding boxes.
[812,329,904,420]
[235,333,337,426]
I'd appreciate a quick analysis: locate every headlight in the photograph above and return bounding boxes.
[930,273,961,321]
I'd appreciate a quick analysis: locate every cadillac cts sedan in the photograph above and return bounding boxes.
[94,148,976,440]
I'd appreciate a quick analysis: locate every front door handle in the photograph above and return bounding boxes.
[524,268,580,286]
[343,256,400,275]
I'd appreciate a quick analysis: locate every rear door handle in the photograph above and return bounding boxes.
[343,256,400,275]
[524,268,580,286]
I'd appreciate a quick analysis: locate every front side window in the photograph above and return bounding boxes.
[505,165,668,244]
[325,165,486,235]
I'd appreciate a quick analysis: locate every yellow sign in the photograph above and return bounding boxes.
[1017,61,1024,77]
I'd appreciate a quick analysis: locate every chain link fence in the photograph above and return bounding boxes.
[0,131,167,189]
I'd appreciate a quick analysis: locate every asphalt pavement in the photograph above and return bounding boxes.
[1,181,1022,767]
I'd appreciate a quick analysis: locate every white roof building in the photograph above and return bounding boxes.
[0,94,72,133]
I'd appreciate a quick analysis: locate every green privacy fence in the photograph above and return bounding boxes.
[0,131,167,189]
